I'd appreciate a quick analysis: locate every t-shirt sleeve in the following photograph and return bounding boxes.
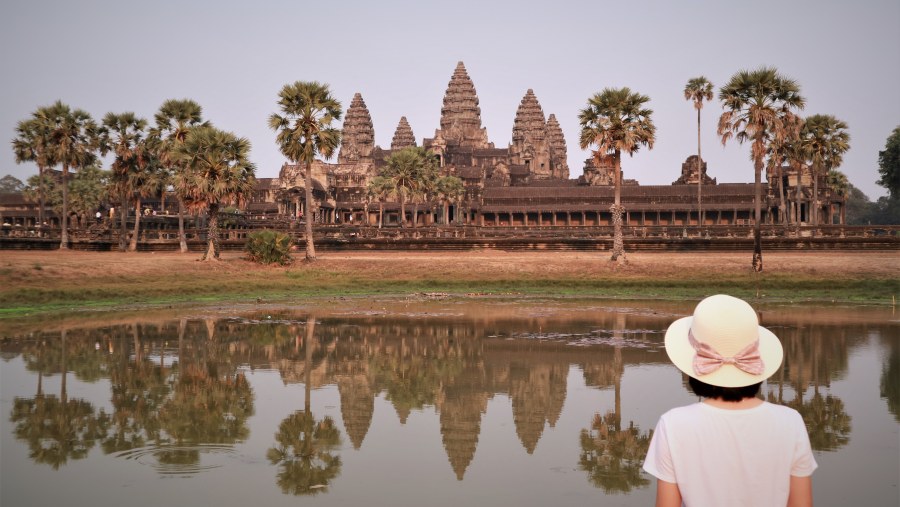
[790,411,818,477]
[643,416,677,483]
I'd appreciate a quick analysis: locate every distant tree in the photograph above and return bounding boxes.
[877,126,900,198]
[24,166,108,229]
[436,175,465,225]
[153,99,209,253]
[799,114,850,226]
[103,112,152,251]
[684,76,714,224]
[366,176,393,228]
[174,126,256,261]
[718,67,805,272]
[0,175,25,193]
[579,87,656,262]
[65,165,109,229]
[269,81,342,262]
[826,169,850,224]
[12,112,55,226]
[38,102,103,249]
[378,147,438,228]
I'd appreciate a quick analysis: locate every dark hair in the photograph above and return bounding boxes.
[688,377,762,402]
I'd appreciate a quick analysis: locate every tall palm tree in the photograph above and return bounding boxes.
[718,67,805,272]
[38,101,102,249]
[826,169,850,224]
[366,176,393,228]
[684,77,714,226]
[799,114,850,227]
[379,147,436,228]
[173,126,256,261]
[579,87,656,262]
[269,81,342,261]
[436,175,465,225]
[153,99,209,253]
[12,112,55,228]
[103,112,148,251]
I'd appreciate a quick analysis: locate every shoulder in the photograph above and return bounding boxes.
[761,401,805,422]
[658,403,705,425]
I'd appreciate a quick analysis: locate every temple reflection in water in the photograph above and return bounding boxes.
[2,302,897,503]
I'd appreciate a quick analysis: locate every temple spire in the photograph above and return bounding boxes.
[509,89,551,178]
[391,116,417,151]
[438,61,489,148]
[338,92,375,164]
[546,114,570,179]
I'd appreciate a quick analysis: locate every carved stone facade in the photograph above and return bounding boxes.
[259,61,845,227]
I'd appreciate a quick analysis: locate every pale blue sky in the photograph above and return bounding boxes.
[2,0,898,198]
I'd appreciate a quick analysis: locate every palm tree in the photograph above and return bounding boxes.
[436,175,465,225]
[380,147,438,228]
[12,112,55,228]
[718,67,805,272]
[103,112,148,251]
[153,99,209,253]
[826,169,850,224]
[799,114,850,227]
[173,126,256,261]
[579,88,656,262]
[366,176,393,228]
[38,101,102,249]
[684,77,714,226]
[269,81,342,261]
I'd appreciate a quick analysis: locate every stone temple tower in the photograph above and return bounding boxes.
[438,61,490,149]
[509,89,552,179]
[391,116,417,151]
[546,114,570,179]
[338,93,375,165]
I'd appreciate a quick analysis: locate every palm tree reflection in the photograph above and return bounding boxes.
[579,411,651,493]
[267,316,343,495]
[10,329,109,469]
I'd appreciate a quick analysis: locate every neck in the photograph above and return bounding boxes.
[702,397,764,410]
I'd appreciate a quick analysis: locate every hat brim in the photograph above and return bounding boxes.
[664,316,783,388]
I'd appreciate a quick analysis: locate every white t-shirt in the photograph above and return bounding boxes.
[643,401,817,507]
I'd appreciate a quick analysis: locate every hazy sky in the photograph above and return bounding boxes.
[2,0,898,198]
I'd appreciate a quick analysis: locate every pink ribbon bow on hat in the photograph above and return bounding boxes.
[688,330,765,376]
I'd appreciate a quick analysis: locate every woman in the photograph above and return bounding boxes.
[643,294,816,507]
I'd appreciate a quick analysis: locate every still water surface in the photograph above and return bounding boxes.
[1,299,897,506]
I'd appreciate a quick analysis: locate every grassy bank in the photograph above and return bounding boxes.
[1,250,897,319]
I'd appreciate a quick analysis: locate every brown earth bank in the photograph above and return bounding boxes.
[0,250,897,322]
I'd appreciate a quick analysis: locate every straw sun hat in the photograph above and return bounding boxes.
[664,294,784,388]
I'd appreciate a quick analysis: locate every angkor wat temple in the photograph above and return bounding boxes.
[257,61,846,228]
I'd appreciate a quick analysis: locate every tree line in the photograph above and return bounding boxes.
[10,71,898,268]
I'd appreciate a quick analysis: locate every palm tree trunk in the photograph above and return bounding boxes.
[378,203,383,228]
[60,164,70,249]
[119,197,128,251]
[400,194,407,228]
[304,316,315,414]
[697,108,703,227]
[204,202,219,261]
[795,167,804,234]
[304,161,316,261]
[37,164,45,229]
[610,151,625,262]
[129,197,141,252]
[812,164,820,229]
[413,202,419,228]
[178,198,188,253]
[777,166,788,227]
[753,154,764,273]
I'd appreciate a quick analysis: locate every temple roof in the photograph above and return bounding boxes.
[390,116,417,151]
[512,89,547,145]
[439,61,485,147]
[338,93,375,164]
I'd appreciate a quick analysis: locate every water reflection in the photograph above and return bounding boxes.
[2,302,897,504]
[11,330,110,469]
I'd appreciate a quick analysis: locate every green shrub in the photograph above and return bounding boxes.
[245,230,293,265]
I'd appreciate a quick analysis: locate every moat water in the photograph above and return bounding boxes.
[1,298,897,507]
